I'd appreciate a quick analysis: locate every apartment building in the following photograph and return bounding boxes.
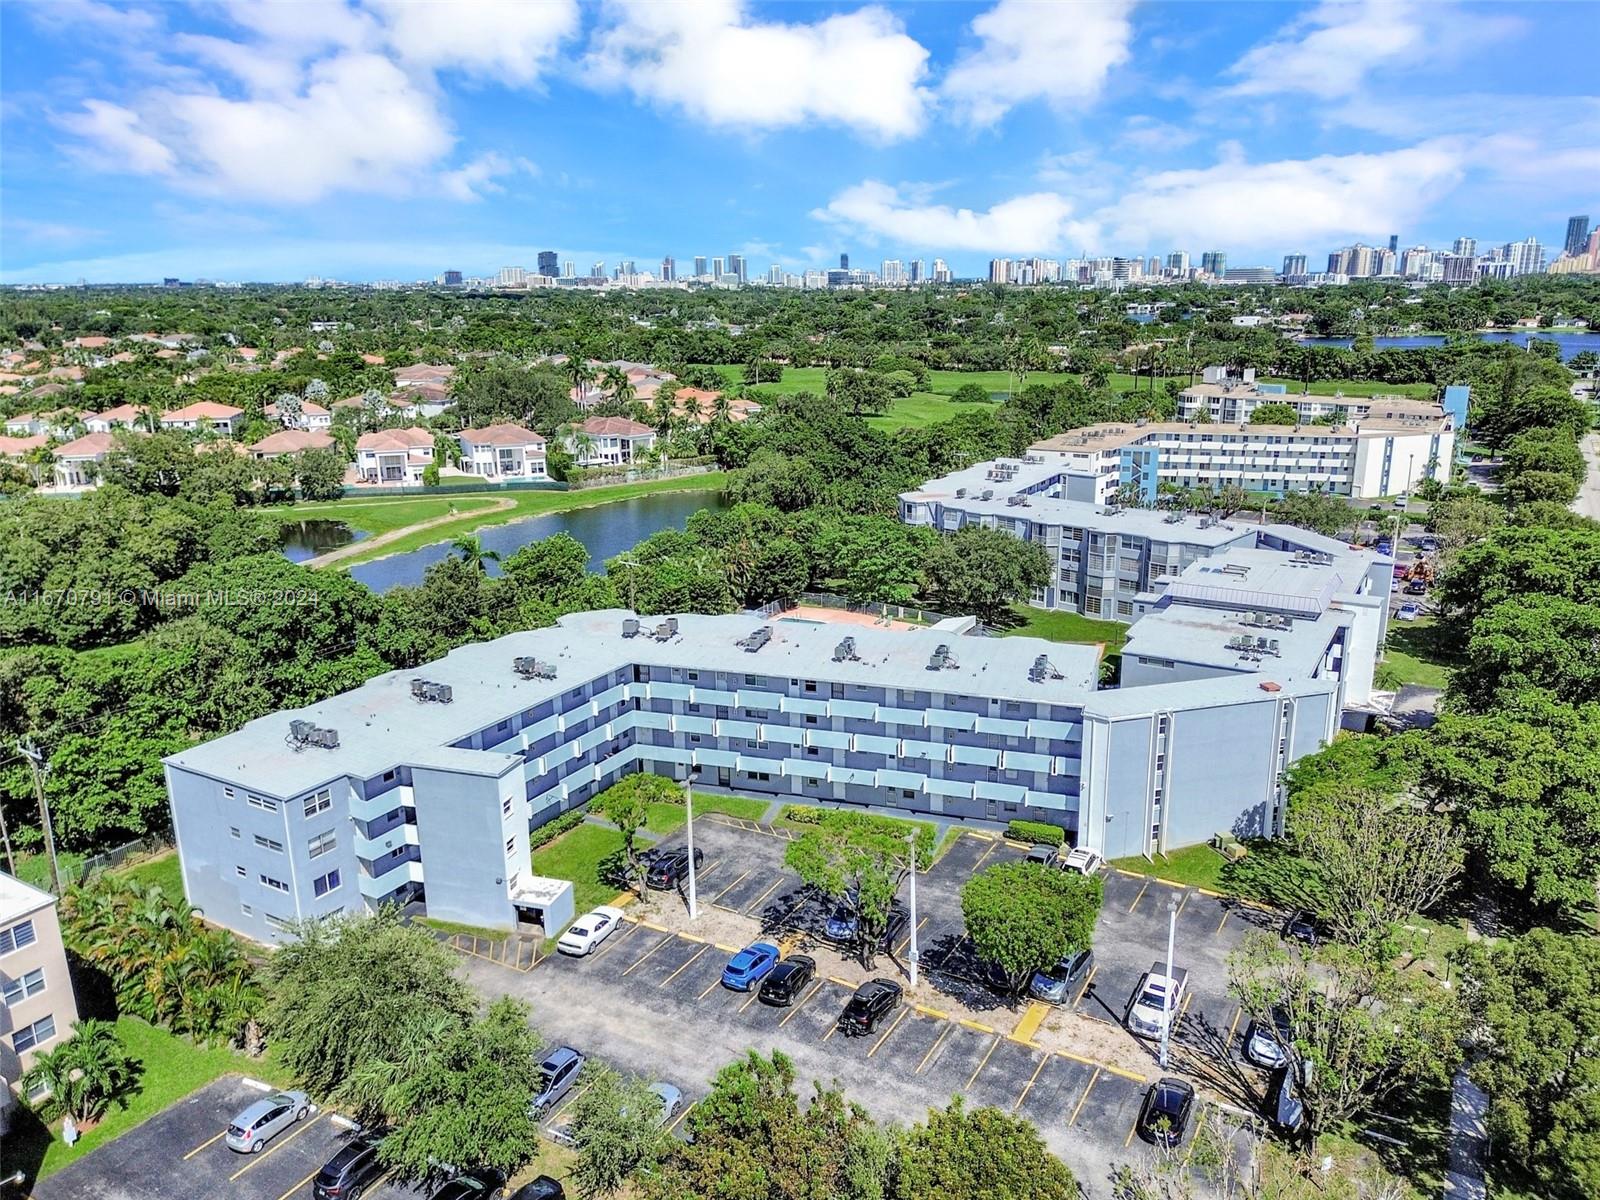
[2,872,79,1094]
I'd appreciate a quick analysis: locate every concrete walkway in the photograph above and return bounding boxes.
[1444,1069,1489,1200]
[302,496,514,568]
[1573,432,1600,522]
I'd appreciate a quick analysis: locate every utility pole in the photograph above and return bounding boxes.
[906,830,919,989]
[19,740,62,897]
[0,787,15,876]
[683,774,698,921]
[1159,895,1178,1070]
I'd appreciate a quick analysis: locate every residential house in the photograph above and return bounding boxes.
[51,432,115,488]
[265,400,333,430]
[355,427,435,484]
[564,416,655,466]
[0,435,48,479]
[457,423,547,480]
[3,414,49,437]
[249,429,336,459]
[161,401,245,436]
[393,363,456,389]
[1,872,80,1094]
[388,385,452,420]
[672,387,760,423]
[84,403,151,433]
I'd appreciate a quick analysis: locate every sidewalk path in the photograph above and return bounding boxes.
[1573,432,1600,522]
[303,496,514,568]
[1444,1068,1489,1200]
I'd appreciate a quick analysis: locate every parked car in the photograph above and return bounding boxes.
[824,896,909,949]
[1281,909,1323,948]
[1375,539,1393,556]
[556,905,626,957]
[1136,1077,1195,1147]
[1244,1006,1295,1069]
[313,1133,386,1199]
[1418,535,1439,552]
[1403,578,1428,595]
[225,1089,311,1153]
[1266,1062,1308,1135]
[721,941,781,991]
[1025,844,1057,867]
[1390,578,1401,593]
[648,1082,683,1128]
[1059,847,1104,876]
[1029,948,1094,1004]
[759,954,816,1006]
[1396,602,1422,620]
[645,846,704,889]
[837,979,902,1036]
[428,1169,506,1200]
[529,1046,585,1117]
[1126,962,1188,1039]
[508,1179,565,1200]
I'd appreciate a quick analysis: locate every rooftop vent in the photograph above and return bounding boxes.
[286,720,340,751]
[514,657,557,680]
[411,679,454,704]
[622,617,641,638]
[955,487,967,498]
[1028,654,1065,683]
[833,636,860,662]
[652,617,679,641]
[927,643,959,672]
[980,489,994,501]
[1006,494,1026,506]
[738,625,773,653]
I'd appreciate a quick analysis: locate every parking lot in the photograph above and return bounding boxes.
[456,817,1269,1195]
[31,1076,425,1200]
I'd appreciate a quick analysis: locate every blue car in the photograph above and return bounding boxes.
[721,941,781,991]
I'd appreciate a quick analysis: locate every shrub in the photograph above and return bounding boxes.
[951,382,993,404]
[1006,819,1064,846]
[530,804,589,850]
[780,804,825,825]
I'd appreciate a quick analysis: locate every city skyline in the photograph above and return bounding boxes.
[2,2,1598,283]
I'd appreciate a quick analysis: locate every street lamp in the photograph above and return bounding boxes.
[906,830,919,989]
[1159,895,1178,1070]
[682,774,698,921]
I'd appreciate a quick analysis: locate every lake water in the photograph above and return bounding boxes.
[279,519,368,563]
[1296,331,1600,360]
[344,489,729,594]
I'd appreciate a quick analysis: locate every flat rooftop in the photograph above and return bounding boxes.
[1121,601,1349,676]
[0,870,56,921]
[1161,546,1349,617]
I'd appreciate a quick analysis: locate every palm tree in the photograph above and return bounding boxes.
[431,430,460,468]
[22,1020,136,1124]
[452,535,501,573]
[711,391,732,425]
[599,365,633,406]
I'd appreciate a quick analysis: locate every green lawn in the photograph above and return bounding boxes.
[278,493,506,537]
[417,916,511,942]
[117,850,185,898]
[1110,844,1231,891]
[530,821,655,914]
[1382,617,1457,689]
[10,851,86,893]
[772,804,940,848]
[1001,604,1128,653]
[644,794,770,836]
[15,1018,285,1183]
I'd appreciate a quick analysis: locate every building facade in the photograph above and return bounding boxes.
[457,424,548,480]
[2,873,79,1095]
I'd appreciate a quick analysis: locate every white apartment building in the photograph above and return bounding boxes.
[457,424,548,480]
[2,872,79,1094]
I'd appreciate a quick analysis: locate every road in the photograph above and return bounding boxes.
[1573,432,1600,522]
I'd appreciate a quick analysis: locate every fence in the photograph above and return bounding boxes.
[566,461,719,490]
[77,833,174,884]
[335,478,568,499]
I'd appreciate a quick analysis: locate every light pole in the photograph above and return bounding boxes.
[683,774,698,921]
[19,740,62,897]
[1159,895,1178,1070]
[906,830,919,989]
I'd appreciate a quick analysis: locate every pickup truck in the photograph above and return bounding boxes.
[1126,961,1188,1039]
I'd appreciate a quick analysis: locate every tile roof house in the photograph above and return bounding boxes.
[249,429,337,459]
[564,416,656,466]
[393,363,456,388]
[388,384,452,419]
[671,388,761,423]
[355,426,435,484]
[161,401,245,435]
[457,423,547,480]
[84,404,151,433]
[265,399,333,430]
[0,433,48,461]
[52,432,116,488]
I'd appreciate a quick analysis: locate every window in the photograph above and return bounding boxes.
[505,837,515,856]
[241,904,253,915]
[804,680,817,693]
[259,875,289,893]
[13,1014,56,1053]
[3,968,46,1005]
[247,793,277,812]
[263,913,293,932]
[687,671,699,681]
[313,870,342,897]
[229,827,241,839]
[1,919,38,956]
[307,830,337,859]
[303,789,332,817]
[254,834,284,852]
[502,796,514,817]
[236,865,246,877]
[383,769,396,782]
[223,786,235,799]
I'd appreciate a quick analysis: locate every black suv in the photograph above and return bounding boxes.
[1136,1078,1195,1147]
[645,846,705,889]
[838,978,902,1036]
[427,1169,507,1200]
[313,1134,386,1200]
[759,955,816,1006]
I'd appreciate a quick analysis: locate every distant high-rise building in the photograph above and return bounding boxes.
[711,256,725,279]
[590,261,605,279]
[1452,237,1476,257]
[1373,248,1396,276]
[1166,251,1189,274]
[1442,254,1476,284]
[931,258,952,283]
[767,264,783,285]
[1281,254,1307,277]
[908,259,924,283]
[1503,237,1544,276]
[1564,215,1591,257]
[1200,250,1226,276]
[537,251,558,277]
[881,259,904,285]
[693,256,707,277]
[1327,252,1346,275]
[563,260,575,278]
[728,254,747,283]
[442,269,463,287]
[1388,234,1399,253]
[496,265,527,287]
[839,253,849,270]
[988,258,1011,284]
[661,257,675,282]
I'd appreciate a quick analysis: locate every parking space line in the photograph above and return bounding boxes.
[1067,1067,1100,1126]
[591,920,642,962]
[1128,880,1151,912]
[710,867,753,905]
[1215,909,1231,935]
[1013,1054,1049,1111]
[820,1016,842,1043]
[1073,964,1098,1007]
[1011,1001,1049,1043]
[894,915,928,956]
[659,943,709,988]
[867,1007,910,1057]
[183,1130,227,1160]
[697,973,725,1001]
[667,1100,697,1135]
[272,1168,320,1200]
[916,1024,952,1075]
[229,1112,324,1182]
[1226,1007,1243,1048]
[1178,991,1194,1020]
[1124,1113,1141,1147]
[1172,889,1191,919]
[971,839,1001,872]
[778,979,824,1027]
[743,875,787,914]
[620,933,675,977]
[738,988,763,1013]
[965,1035,1000,1090]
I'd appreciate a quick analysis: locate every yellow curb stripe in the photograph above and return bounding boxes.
[1105,1065,1149,1083]
[640,920,671,932]
[1011,1001,1050,1043]
[914,1004,949,1020]
[829,976,855,988]
[959,1019,995,1034]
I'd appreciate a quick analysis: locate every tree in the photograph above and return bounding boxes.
[1229,933,1463,1140]
[452,535,502,573]
[826,367,894,416]
[1247,401,1300,425]
[1458,930,1600,1200]
[99,430,195,497]
[784,810,935,967]
[1503,469,1579,505]
[295,447,346,500]
[568,1064,672,1198]
[379,997,546,1187]
[1273,487,1351,537]
[1453,593,1600,709]
[960,861,1103,996]
[263,909,476,1114]
[594,774,679,895]
[950,382,992,404]
[920,525,1051,626]
[1436,525,1600,632]
[22,1019,138,1124]
[1427,492,1505,555]
[1502,426,1588,482]
[1474,380,1591,449]
[892,1097,1076,1200]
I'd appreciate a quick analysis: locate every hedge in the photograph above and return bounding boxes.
[1006,819,1065,846]
[529,804,589,850]
[779,804,826,826]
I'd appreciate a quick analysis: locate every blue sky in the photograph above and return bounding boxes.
[2,0,1596,283]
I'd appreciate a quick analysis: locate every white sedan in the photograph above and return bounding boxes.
[556,905,627,956]
[1059,847,1104,876]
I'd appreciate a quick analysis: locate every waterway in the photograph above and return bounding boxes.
[1296,330,1600,360]
[279,519,368,563]
[316,489,730,594]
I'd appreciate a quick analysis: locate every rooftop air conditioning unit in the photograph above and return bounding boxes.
[514,656,539,678]
[955,487,967,498]
[1028,654,1064,683]
[622,617,641,638]
[981,489,994,501]
[290,719,315,741]
[308,727,340,749]
[833,636,859,662]
[739,626,773,653]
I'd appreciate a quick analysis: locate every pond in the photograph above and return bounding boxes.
[1295,330,1600,361]
[344,489,730,594]
[279,519,367,563]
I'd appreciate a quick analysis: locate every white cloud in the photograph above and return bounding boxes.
[368,0,578,84]
[1117,115,1200,152]
[585,0,932,140]
[811,180,1097,252]
[58,100,176,174]
[943,0,1136,126]
[440,151,537,201]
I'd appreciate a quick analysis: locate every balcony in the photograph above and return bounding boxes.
[354,821,420,861]
[357,856,423,900]
[350,784,414,823]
